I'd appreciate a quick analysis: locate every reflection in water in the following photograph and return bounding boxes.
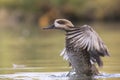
[68,75,96,80]
[67,70,96,80]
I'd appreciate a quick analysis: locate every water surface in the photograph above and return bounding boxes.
[0,22,120,80]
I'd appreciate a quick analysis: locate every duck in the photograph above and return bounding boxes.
[44,19,110,76]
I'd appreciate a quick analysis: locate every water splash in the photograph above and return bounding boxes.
[95,72,120,79]
[0,72,120,80]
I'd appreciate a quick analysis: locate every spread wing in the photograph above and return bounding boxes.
[76,25,110,67]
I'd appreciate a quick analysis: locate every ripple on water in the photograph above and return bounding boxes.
[0,72,120,80]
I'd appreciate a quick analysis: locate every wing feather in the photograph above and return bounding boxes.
[60,48,69,60]
[77,25,110,66]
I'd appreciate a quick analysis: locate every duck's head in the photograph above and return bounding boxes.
[44,19,74,30]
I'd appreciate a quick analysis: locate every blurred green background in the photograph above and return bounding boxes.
[0,0,120,75]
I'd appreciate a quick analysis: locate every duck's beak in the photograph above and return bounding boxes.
[43,24,55,30]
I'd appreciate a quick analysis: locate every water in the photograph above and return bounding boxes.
[0,22,120,80]
[0,71,120,80]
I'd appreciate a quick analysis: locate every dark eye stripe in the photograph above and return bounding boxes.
[57,20,66,24]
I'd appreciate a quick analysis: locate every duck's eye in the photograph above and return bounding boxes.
[57,20,66,24]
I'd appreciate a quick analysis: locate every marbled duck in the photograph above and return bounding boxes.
[44,19,110,76]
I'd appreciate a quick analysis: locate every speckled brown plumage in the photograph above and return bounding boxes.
[44,19,110,76]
